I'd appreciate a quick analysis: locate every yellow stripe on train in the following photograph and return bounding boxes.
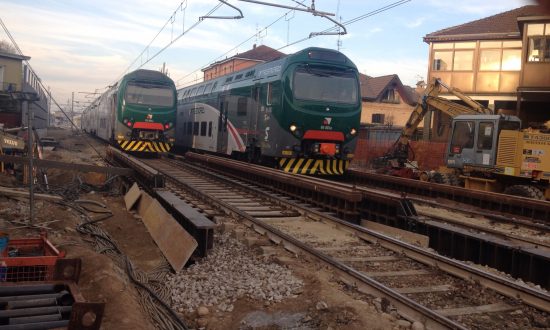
[278,158,349,175]
[117,140,172,152]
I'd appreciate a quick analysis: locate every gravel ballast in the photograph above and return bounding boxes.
[167,232,304,313]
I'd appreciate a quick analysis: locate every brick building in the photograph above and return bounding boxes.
[202,44,285,81]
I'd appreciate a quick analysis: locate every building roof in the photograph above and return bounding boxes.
[424,5,543,42]
[202,45,285,72]
[0,51,30,61]
[359,74,416,105]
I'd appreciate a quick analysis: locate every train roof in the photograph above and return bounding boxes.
[177,47,357,99]
[122,69,173,83]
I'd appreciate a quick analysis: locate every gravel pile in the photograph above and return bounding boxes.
[167,232,303,313]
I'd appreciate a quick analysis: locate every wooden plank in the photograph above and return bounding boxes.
[0,187,62,202]
[124,183,142,211]
[362,269,431,277]
[395,284,453,294]
[361,220,429,248]
[140,198,198,272]
[0,154,133,176]
[436,303,515,317]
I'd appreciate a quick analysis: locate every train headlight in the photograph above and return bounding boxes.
[289,124,297,132]
[350,128,357,136]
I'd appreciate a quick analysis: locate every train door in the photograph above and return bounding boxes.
[109,93,117,142]
[247,84,261,159]
[217,93,229,154]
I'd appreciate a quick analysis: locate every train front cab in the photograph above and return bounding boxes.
[277,49,360,175]
[115,77,176,153]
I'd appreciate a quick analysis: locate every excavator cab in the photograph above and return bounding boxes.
[446,115,521,169]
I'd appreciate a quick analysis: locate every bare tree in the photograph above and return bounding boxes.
[0,39,18,54]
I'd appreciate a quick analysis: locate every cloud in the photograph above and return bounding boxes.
[406,17,426,28]
[424,0,535,15]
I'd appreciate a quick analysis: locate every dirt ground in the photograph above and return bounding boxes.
[0,128,400,330]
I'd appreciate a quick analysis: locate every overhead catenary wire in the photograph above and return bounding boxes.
[276,0,412,51]
[0,17,106,161]
[175,0,309,88]
[117,0,243,83]
[174,0,410,88]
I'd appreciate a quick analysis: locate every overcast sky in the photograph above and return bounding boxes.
[1,0,534,109]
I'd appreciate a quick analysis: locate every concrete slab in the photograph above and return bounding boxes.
[361,220,429,248]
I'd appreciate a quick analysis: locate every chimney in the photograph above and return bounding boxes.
[253,44,256,49]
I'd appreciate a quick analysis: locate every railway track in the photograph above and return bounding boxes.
[347,169,550,222]
[114,151,550,329]
[177,152,549,290]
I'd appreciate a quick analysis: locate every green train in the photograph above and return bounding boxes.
[175,47,361,174]
[82,69,177,153]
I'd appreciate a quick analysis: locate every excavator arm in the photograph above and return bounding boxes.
[381,78,492,170]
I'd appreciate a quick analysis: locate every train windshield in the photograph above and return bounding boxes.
[125,82,174,107]
[293,67,358,104]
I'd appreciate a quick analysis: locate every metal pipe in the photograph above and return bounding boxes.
[0,284,64,296]
[9,313,61,325]
[0,291,70,303]
[0,306,72,318]
[0,320,69,330]
[7,298,57,309]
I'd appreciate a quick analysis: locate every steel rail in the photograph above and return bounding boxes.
[163,157,550,315]
[347,169,550,221]
[155,161,464,329]
[114,151,550,321]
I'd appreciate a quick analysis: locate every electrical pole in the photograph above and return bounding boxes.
[71,92,74,131]
[26,100,34,225]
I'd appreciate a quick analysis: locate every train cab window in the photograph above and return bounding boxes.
[266,83,273,105]
[193,122,199,135]
[450,121,475,152]
[237,97,247,116]
[225,77,233,83]
[235,74,243,80]
[200,122,207,136]
[208,121,212,137]
[477,122,494,150]
[187,122,192,135]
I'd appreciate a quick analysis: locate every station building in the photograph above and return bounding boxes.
[0,50,50,130]
[423,5,550,142]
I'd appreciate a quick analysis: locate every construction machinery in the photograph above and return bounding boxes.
[0,129,26,173]
[378,78,550,200]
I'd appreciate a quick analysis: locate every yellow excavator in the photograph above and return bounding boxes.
[378,78,550,200]
[0,128,26,173]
